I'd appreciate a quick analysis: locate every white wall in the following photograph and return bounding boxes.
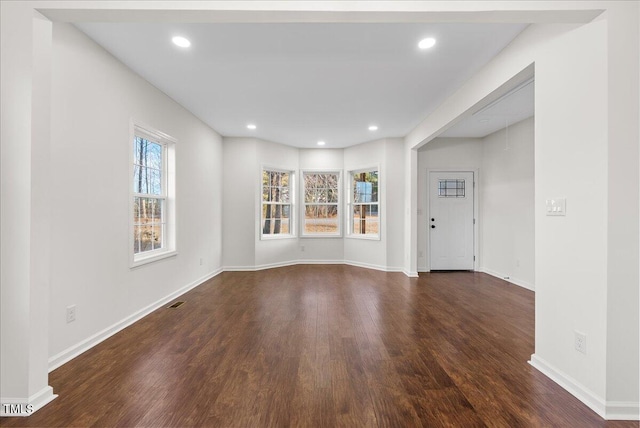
[408,4,639,417]
[1,0,636,420]
[384,139,406,270]
[417,118,535,290]
[297,148,346,262]
[417,138,483,272]
[344,139,387,269]
[48,23,223,364]
[222,139,405,271]
[255,140,300,267]
[222,138,257,268]
[481,117,535,289]
[343,138,405,271]
[0,3,55,410]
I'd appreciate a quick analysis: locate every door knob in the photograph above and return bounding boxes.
[431,225,435,229]
[431,218,435,222]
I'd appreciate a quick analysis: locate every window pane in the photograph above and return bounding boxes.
[438,179,465,198]
[302,172,339,235]
[262,203,292,235]
[304,173,316,192]
[262,169,293,236]
[151,222,163,250]
[304,204,338,234]
[133,165,141,193]
[353,170,378,203]
[134,137,163,195]
[134,197,163,254]
[139,224,153,252]
[352,205,379,235]
[262,204,273,234]
[133,225,142,253]
[146,142,163,169]
[148,168,162,195]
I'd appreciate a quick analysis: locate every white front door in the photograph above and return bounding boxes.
[429,171,475,270]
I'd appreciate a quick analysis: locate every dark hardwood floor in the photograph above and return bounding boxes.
[1,265,636,427]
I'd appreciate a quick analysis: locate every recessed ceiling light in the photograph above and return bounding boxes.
[368,125,378,131]
[317,141,326,146]
[172,36,191,48]
[247,124,257,130]
[418,38,436,50]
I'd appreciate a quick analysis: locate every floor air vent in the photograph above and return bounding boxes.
[168,301,185,309]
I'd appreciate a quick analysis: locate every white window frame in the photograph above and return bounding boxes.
[300,169,342,238]
[129,121,177,268]
[260,166,296,240]
[347,166,381,240]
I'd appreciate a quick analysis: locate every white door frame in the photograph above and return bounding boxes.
[425,167,480,272]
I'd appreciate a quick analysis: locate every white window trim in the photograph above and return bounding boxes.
[300,169,342,238]
[260,165,296,240]
[346,165,381,241]
[129,120,177,268]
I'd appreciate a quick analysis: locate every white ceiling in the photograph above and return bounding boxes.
[75,22,528,148]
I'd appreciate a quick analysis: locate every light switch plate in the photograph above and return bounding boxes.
[546,198,566,216]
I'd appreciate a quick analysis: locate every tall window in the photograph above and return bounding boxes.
[262,168,294,238]
[302,171,341,236]
[348,169,379,239]
[131,123,176,266]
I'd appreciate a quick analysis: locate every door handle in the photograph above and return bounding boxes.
[431,218,435,222]
[431,225,435,229]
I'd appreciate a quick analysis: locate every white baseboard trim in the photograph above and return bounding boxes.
[294,259,344,266]
[479,267,534,291]
[529,354,606,419]
[343,260,403,273]
[223,260,299,271]
[529,355,639,420]
[224,260,404,273]
[0,386,57,417]
[605,401,640,420]
[403,270,419,278]
[48,268,223,372]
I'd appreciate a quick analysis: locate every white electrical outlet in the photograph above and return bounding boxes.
[574,331,586,354]
[66,305,76,323]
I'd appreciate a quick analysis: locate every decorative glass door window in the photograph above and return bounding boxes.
[438,179,465,198]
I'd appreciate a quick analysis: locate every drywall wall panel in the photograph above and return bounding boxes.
[298,148,345,262]
[417,138,482,271]
[223,138,257,268]
[49,23,223,359]
[384,139,406,270]
[255,140,300,267]
[481,117,534,289]
[344,139,387,269]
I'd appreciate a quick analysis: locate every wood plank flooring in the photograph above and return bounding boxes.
[1,265,636,427]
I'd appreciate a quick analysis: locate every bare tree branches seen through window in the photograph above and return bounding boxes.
[262,170,292,236]
[133,136,165,254]
[350,170,379,236]
[303,172,340,235]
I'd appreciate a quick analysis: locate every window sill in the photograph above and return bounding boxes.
[346,234,381,241]
[300,234,343,239]
[260,234,297,241]
[130,250,177,269]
